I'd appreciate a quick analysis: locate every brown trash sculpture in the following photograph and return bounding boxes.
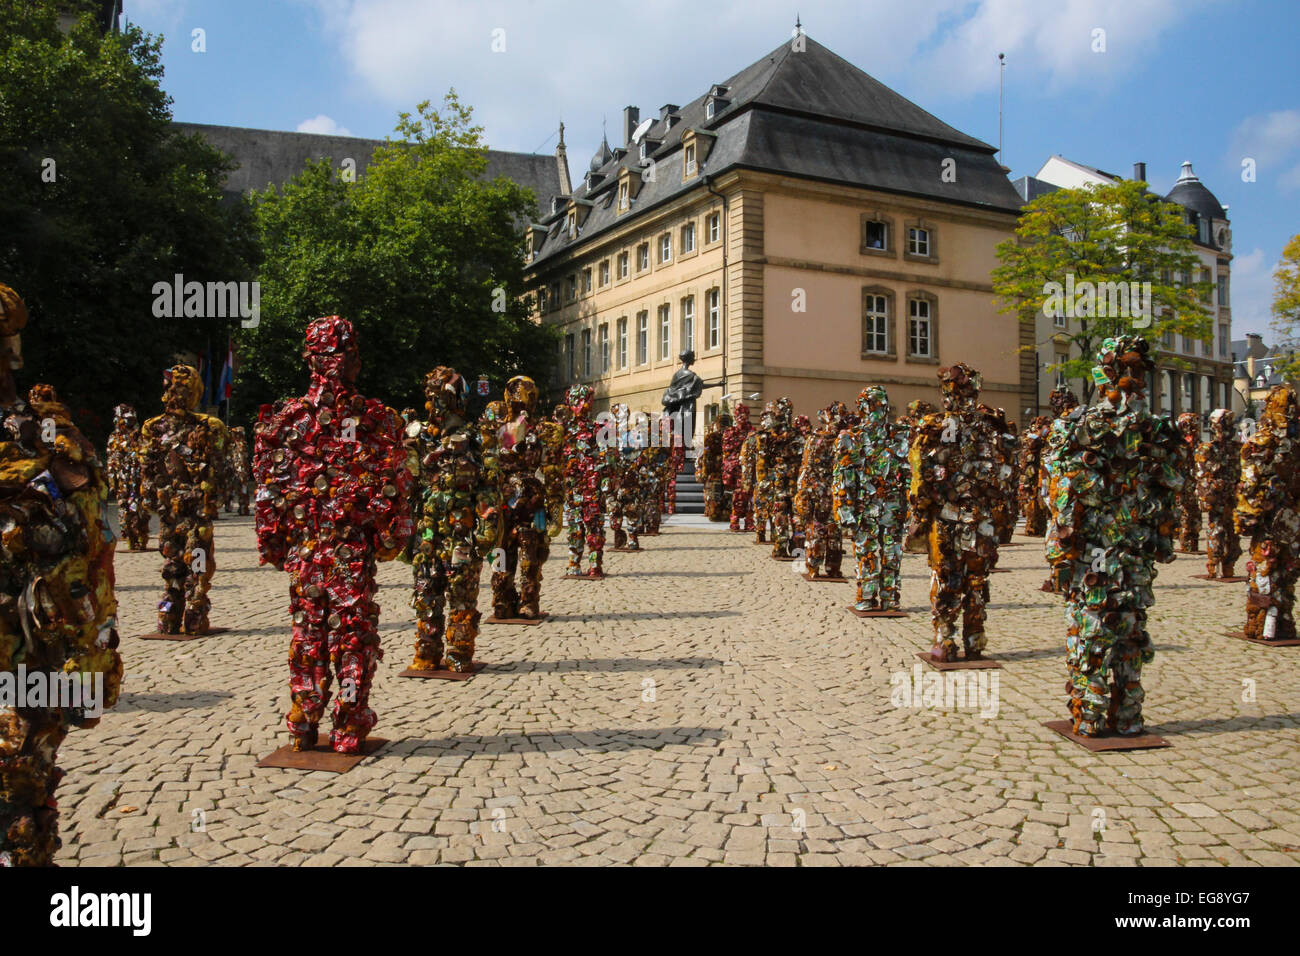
[1236,385,1300,642]
[1017,414,1052,536]
[139,366,229,635]
[106,403,151,550]
[1174,412,1203,551]
[1194,409,1242,578]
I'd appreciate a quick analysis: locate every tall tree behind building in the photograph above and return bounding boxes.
[238,93,556,422]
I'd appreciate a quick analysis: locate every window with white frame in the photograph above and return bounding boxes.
[685,143,696,176]
[617,317,628,369]
[863,294,888,353]
[618,181,629,211]
[706,289,720,349]
[658,304,671,360]
[682,221,695,254]
[681,296,695,352]
[598,323,610,374]
[908,298,932,358]
[907,227,930,257]
[565,333,575,380]
[566,275,576,301]
[863,219,888,251]
[638,244,649,272]
[617,251,629,279]
[598,260,610,286]
[707,212,720,244]
[582,267,592,294]
[1218,274,1228,306]
[637,312,648,365]
[1054,311,1067,329]
[659,233,672,263]
[582,328,592,376]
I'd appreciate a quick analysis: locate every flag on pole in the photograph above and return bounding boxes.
[219,338,235,401]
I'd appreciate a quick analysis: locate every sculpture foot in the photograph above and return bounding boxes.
[290,728,319,752]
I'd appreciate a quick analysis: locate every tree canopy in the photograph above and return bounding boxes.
[236,94,557,423]
[992,179,1213,403]
[1271,233,1300,381]
[0,0,258,441]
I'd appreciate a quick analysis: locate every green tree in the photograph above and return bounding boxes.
[1271,233,1300,381]
[992,179,1213,403]
[0,0,258,441]
[237,93,556,422]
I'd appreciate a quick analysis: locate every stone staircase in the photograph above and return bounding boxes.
[673,454,705,515]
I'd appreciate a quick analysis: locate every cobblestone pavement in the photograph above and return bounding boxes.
[54,511,1300,866]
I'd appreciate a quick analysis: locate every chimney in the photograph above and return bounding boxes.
[1133,161,1146,183]
[554,122,572,197]
[623,106,640,148]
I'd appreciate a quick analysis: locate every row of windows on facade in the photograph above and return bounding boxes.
[862,218,934,258]
[559,290,722,381]
[540,212,722,313]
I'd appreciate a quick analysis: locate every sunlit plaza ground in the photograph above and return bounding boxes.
[55,510,1300,866]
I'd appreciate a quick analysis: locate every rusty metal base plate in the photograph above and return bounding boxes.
[398,661,486,680]
[1043,720,1170,752]
[990,569,1011,574]
[1224,630,1300,647]
[917,652,1001,670]
[1174,549,1204,555]
[484,613,548,626]
[138,627,230,641]
[849,607,908,618]
[803,572,848,582]
[612,546,643,553]
[563,573,606,581]
[1192,574,1248,582]
[258,737,388,773]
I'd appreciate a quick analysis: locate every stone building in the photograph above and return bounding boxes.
[523,34,1027,440]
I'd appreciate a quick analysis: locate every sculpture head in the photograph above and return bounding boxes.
[231,425,246,441]
[113,403,138,431]
[565,383,594,419]
[1048,386,1079,418]
[1208,407,1235,442]
[1093,335,1153,409]
[732,402,750,426]
[819,400,849,431]
[1176,412,1201,443]
[504,375,539,418]
[774,396,795,428]
[760,401,777,431]
[794,414,811,436]
[679,350,696,367]
[424,366,469,423]
[906,399,935,420]
[938,363,981,413]
[303,315,361,386]
[162,365,203,413]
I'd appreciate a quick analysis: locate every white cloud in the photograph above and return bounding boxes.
[296,114,353,137]
[1228,110,1300,183]
[296,0,1213,177]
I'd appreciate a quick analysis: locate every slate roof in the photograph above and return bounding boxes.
[530,36,1022,266]
[1011,175,1060,204]
[171,122,564,218]
[1232,339,1291,389]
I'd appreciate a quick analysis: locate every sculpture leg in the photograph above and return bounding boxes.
[238,490,251,516]
[1110,617,1152,736]
[853,524,880,611]
[444,550,483,673]
[157,517,187,634]
[610,499,626,549]
[565,502,585,573]
[879,519,903,610]
[1216,505,1241,577]
[1245,539,1297,641]
[771,498,792,558]
[960,549,991,658]
[583,501,605,574]
[329,585,382,754]
[824,519,843,578]
[182,517,214,635]
[0,707,69,866]
[518,526,548,618]
[286,585,330,750]
[409,554,447,671]
[928,525,961,661]
[491,520,521,619]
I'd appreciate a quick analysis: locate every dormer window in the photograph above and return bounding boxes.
[685,143,697,176]
[566,211,577,238]
[618,181,629,211]
[706,100,715,120]
[639,141,648,162]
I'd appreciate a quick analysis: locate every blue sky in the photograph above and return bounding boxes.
[126,0,1300,334]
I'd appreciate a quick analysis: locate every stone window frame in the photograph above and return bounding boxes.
[616,316,628,370]
[904,290,939,364]
[680,294,696,353]
[859,211,895,258]
[636,310,649,366]
[704,287,721,352]
[903,218,939,264]
[659,232,673,265]
[616,250,630,282]
[598,322,610,375]
[680,219,697,258]
[860,285,897,361]
[598,259,610,287]
[637,242,651,274]
[706,210,721,245]
[657,302,672,362]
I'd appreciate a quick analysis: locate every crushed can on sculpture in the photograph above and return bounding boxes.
[1174,412,1203,552]
[1016,414,1051,537]
[252,316,412,754]
[796,400,850,578]
[226,425,253,516]
[1044,336,1180,737]
[760,398,805,559]
[560,384,610,577]
[723,402,754,532]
